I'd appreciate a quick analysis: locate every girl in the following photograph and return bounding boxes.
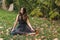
[11,7,35,35]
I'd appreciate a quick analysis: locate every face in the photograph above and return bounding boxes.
[20,8,24,14]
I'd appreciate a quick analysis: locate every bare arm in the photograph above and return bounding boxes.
[26,18,35,31]
[12,14,19,31]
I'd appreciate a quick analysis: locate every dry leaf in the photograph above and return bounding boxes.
[53,38,58,40]
[0,38,3,40]
[41,36,46,39]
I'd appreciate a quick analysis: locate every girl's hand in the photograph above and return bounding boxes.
[31,28,35,32]
[11,28,14,32]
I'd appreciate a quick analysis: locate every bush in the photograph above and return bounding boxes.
[6,0,13,8]
[30,7,43,17]
[49,10,60,20]
[0,0,2,7]
[55,0,60,6]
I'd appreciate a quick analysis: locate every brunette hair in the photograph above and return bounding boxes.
[18,7,28,21]
[19,7,26,15]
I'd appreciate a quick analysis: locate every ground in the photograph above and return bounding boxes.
[0,9,60,40]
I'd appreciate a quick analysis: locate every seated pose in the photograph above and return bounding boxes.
[10,7,35,35]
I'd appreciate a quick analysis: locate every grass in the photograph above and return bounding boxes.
[0,9,60,40]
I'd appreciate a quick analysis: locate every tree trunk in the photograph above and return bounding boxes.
[2,0,7,10]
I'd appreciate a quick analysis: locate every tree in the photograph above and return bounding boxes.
[2,0,7,10]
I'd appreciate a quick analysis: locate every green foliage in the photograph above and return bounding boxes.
[1,0,60,20]
[6,0,13,8]
[13,0,60,20]
[0,0,2,7]
[14,0,20,11]
[14,0,40,13]
[55,0,60,6]
[30,7,43,17]
[49,10,60,20]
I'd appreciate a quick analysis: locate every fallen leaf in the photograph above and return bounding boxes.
[0,26,3,28]
[41,36,46,39]
[38,38,41,40]
[0,38,3,40]
[10,38,13,40]
[53,38,58,40]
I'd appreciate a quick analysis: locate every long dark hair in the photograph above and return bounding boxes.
[19,7,26,15]
[18,7,28,21]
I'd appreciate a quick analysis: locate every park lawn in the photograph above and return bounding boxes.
[0,9,60,40]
